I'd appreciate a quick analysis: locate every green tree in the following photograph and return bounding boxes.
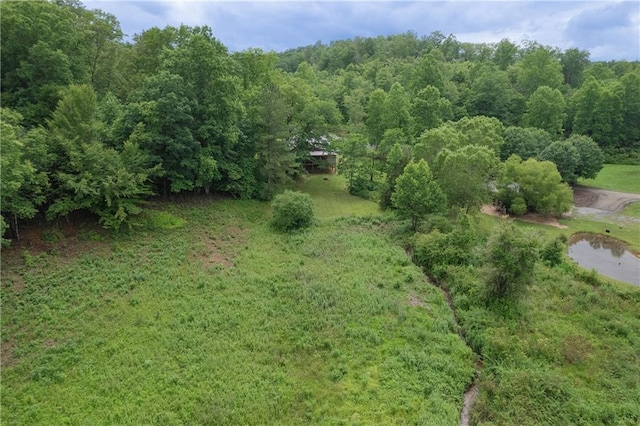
[0,109,48,241]
[454,116,505,154]
[560,48,590,87]
[132,71,198,194]
[380,143,411,210]
[47,84,159,229]
[410,54,445,93]
[484,221,540,301]
[413,125,462,165]
[567,134,604,180]
[434,145,501,212]
[337,133,375,196]
[523,86,566,136]
[516,47,563,96]
[539,140,580,182]
[253,84,298,199]
[379,128,410,160]
[572,76,623,148]
[366,88,388,147]
[382,82,412,135]
[410,85,452,137]
[619,71,640,146]
[501,126,553,161]
[497,155,572,217]
[392,159,447,230]
[492,39,519,70]
[468,64,522,125]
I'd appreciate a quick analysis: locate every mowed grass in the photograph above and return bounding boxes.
[578,164,640,193]
[1,198,474,424]
[621,201,640,218]
[294,174,381,219]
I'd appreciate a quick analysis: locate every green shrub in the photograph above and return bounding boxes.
[509,196,527,216]
[540,236,566,267]
[271,190,315,232]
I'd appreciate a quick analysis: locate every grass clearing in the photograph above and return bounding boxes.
[578,164,640,193]
[621,201,640,218]
[1,198,473,424]
[294,174,381,219]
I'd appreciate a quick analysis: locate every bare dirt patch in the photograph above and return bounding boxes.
[481,205,567,229]
[1,340,18,368]
[408,292,426,308]
[195,225,248,269]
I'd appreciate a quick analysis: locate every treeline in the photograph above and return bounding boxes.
[1,1,639,237]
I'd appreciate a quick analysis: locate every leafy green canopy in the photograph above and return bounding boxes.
[391,159,447,230]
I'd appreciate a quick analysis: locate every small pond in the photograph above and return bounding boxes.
[567,233,640,286]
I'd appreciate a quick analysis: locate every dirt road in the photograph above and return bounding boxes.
[572,185,640,211]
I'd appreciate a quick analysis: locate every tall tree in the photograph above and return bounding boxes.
[410,54,445,93]
[380,143,411,210]
[468,64,522,125]
[382,82,412,135]
[572,77,623,148]
[523,86,566,136]
[434,145,501,212]
[454,116,505,154]
[619,71,640,146]
[365,89,388,147]
[253,84,297,199]
[392,159,447,230]
[539,140,580,182]
[560,48,590,88]
[567,134,604,180]
[516,47,563,96]
[413,125,462,165]
[501,126,553,161]
[484,222,540,302]
[492,39,519,70]
[47,84,159,229]
[410,85,452,137]
[0,109,48,241]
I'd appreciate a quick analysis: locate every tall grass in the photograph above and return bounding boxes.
[1,198,473,424]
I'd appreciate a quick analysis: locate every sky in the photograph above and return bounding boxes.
[85,1,640,61]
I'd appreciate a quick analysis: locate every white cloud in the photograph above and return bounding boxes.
[85,1,640,60]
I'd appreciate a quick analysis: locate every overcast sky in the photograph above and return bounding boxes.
[85,1,640,61]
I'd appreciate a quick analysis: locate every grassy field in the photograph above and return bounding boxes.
[621,201,640,218]
[578,164,640,193]
[293,174,381,219]
[3,174,639,425]
[1,198,473,424]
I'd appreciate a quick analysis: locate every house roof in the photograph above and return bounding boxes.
[309,150,335,157]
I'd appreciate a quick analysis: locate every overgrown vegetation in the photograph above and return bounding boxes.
[1,199,475,424]
[407,211,640,425]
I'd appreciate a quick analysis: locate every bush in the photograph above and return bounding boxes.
[540,236,566,267]
[509,196,527,216]
[484,222,540,302]
[271,190,315,232]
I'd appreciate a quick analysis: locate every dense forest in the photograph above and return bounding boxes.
[2,0,640,237]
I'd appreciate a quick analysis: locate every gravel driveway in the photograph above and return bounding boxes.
[572,185,640,211]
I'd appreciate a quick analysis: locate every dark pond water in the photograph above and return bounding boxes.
[567,233,640,286]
